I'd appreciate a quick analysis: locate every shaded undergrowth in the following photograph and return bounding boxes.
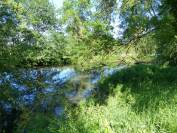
[48,64,177,133]
[95,64,177,111]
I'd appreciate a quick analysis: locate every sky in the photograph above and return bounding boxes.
[50,0,64,8]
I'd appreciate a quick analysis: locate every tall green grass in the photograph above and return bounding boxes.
[49,65,177,133]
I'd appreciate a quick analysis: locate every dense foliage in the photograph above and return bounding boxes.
[1,0,176,69]
[0,0,177,132]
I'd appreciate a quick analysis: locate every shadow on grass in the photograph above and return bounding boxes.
[94,64,177,112]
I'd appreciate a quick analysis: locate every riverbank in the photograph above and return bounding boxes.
[1,64,177,132]
[48,64,177,133]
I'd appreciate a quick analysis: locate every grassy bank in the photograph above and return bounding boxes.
[48,64,177,133]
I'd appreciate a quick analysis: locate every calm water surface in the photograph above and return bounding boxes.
[0,65,126,131]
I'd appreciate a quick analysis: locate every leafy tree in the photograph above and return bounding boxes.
[0,0,61,69]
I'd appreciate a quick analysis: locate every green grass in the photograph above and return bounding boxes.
[48,64,177,133]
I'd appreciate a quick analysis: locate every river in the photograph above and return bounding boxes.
[0,65,126,132]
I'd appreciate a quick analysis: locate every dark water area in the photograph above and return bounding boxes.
[0,65,126,132]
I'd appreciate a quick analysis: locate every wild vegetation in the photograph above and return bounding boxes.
[48,65,177,133]
[0,0,177,132]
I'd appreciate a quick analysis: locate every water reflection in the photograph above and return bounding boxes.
[52,68,76,85]
[0,65,127,115]
[0,66,125,104]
